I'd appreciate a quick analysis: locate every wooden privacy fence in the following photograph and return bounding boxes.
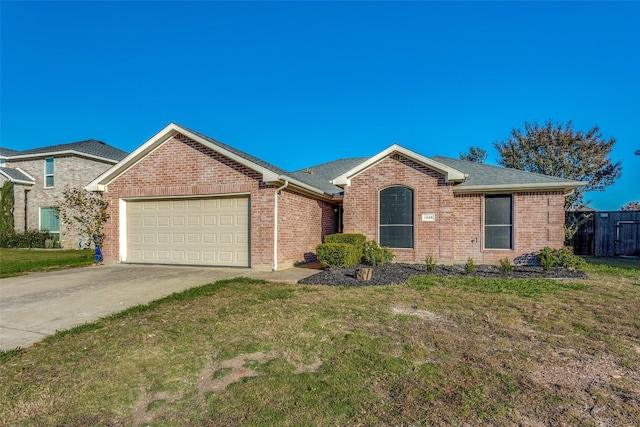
[567,211,640,256]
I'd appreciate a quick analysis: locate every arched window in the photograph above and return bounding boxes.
[379,186,414,248]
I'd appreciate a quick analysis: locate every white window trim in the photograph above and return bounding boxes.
[44,157,54,188]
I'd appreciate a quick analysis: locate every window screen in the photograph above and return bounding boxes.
[380,186,413,248]
[484,195,512,249]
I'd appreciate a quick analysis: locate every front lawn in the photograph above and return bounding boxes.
[0,248,95,278]
[0,260,638,425]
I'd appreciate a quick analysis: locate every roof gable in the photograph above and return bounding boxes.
[331,144,467,186]
[86,123,333,198]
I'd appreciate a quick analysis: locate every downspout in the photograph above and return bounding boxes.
[273,180,289,271]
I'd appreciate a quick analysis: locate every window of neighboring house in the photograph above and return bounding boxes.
[44,157,54,187]
[484,194,513,249]
[379,186,414,248]
[0,158,5,167]
[40,207,60,239]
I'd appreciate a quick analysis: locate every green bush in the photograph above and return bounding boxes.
[425,253,437,273]
[499,257,513,275]
[316,243,361,269]
[324,233,367,259]
[465,257,475,274]
[0,229,59,248]
[538,246,586,272]
[362,240,395,266]
[538,248,555,272]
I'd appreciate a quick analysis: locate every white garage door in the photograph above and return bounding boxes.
[126,197,249,267]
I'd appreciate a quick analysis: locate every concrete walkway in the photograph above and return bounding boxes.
[0,262,322,351]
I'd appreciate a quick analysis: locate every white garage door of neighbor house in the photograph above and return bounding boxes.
[126,197,249,267]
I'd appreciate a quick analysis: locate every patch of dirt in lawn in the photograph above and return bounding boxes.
[131,350,324,426]
[299,263,587,286]
[197,351,280,398]
[392,305,442,321]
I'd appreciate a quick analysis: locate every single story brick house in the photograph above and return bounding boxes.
[87,123,584,270]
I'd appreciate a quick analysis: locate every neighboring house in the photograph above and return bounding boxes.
[0,140,128,248]
[87,123,584,270]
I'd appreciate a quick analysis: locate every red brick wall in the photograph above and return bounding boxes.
[102,133,337,268]
[343,155,454,263]
[343,154,567,264]
[102,134,278,266]
[277,189,338,265]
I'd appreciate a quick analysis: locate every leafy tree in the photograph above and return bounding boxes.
[0,181,14,236]
[56,186,109,248]
[621,201,640,211]
[459,146,487,163]
[494,120,622,209]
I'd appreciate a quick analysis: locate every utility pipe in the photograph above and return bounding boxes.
[273,180,289,271]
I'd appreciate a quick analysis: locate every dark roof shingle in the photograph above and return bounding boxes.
[431,156,582,187]
[0,167,35,183]
[3,140,127,161]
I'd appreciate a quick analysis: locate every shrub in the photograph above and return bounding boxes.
[465,257,475,274]
[324,233,367,259]
[499,257,513,275]
[362,240,395,266]
[538,246,586,272]
[316,243,361,269]
[0,229,58,248]
[425,253,437,273]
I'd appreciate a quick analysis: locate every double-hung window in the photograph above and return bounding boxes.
[44,157,54,187]
[379,186,414,248]
[484,194,513,249]
[40,207,60,239]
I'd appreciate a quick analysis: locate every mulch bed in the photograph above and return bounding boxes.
[298,263,587,286]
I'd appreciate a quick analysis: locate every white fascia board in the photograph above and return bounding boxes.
[7,151,120,164]
[452,180,586,193]
[178,126,286,184]
[278,175,331,197]
[86,123,181,191]
[0,170,34,185]
[85,123,329,196]
[15,167,36,182]
[332,144,467,186]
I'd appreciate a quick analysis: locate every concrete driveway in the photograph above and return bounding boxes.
[0,263,321,351]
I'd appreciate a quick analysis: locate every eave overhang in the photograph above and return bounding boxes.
[451,180,586,194]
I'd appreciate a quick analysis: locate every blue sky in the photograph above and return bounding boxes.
[1,1,638,210]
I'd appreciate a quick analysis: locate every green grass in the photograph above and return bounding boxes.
[0,248,95,278]
[1,260,639,426]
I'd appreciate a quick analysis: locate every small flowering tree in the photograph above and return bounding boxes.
[621,201,640,211]
[56,186,109,256]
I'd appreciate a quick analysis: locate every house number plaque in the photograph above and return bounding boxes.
[421,213,436,222]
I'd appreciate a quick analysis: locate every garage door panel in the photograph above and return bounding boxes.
[127,197,249,267]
